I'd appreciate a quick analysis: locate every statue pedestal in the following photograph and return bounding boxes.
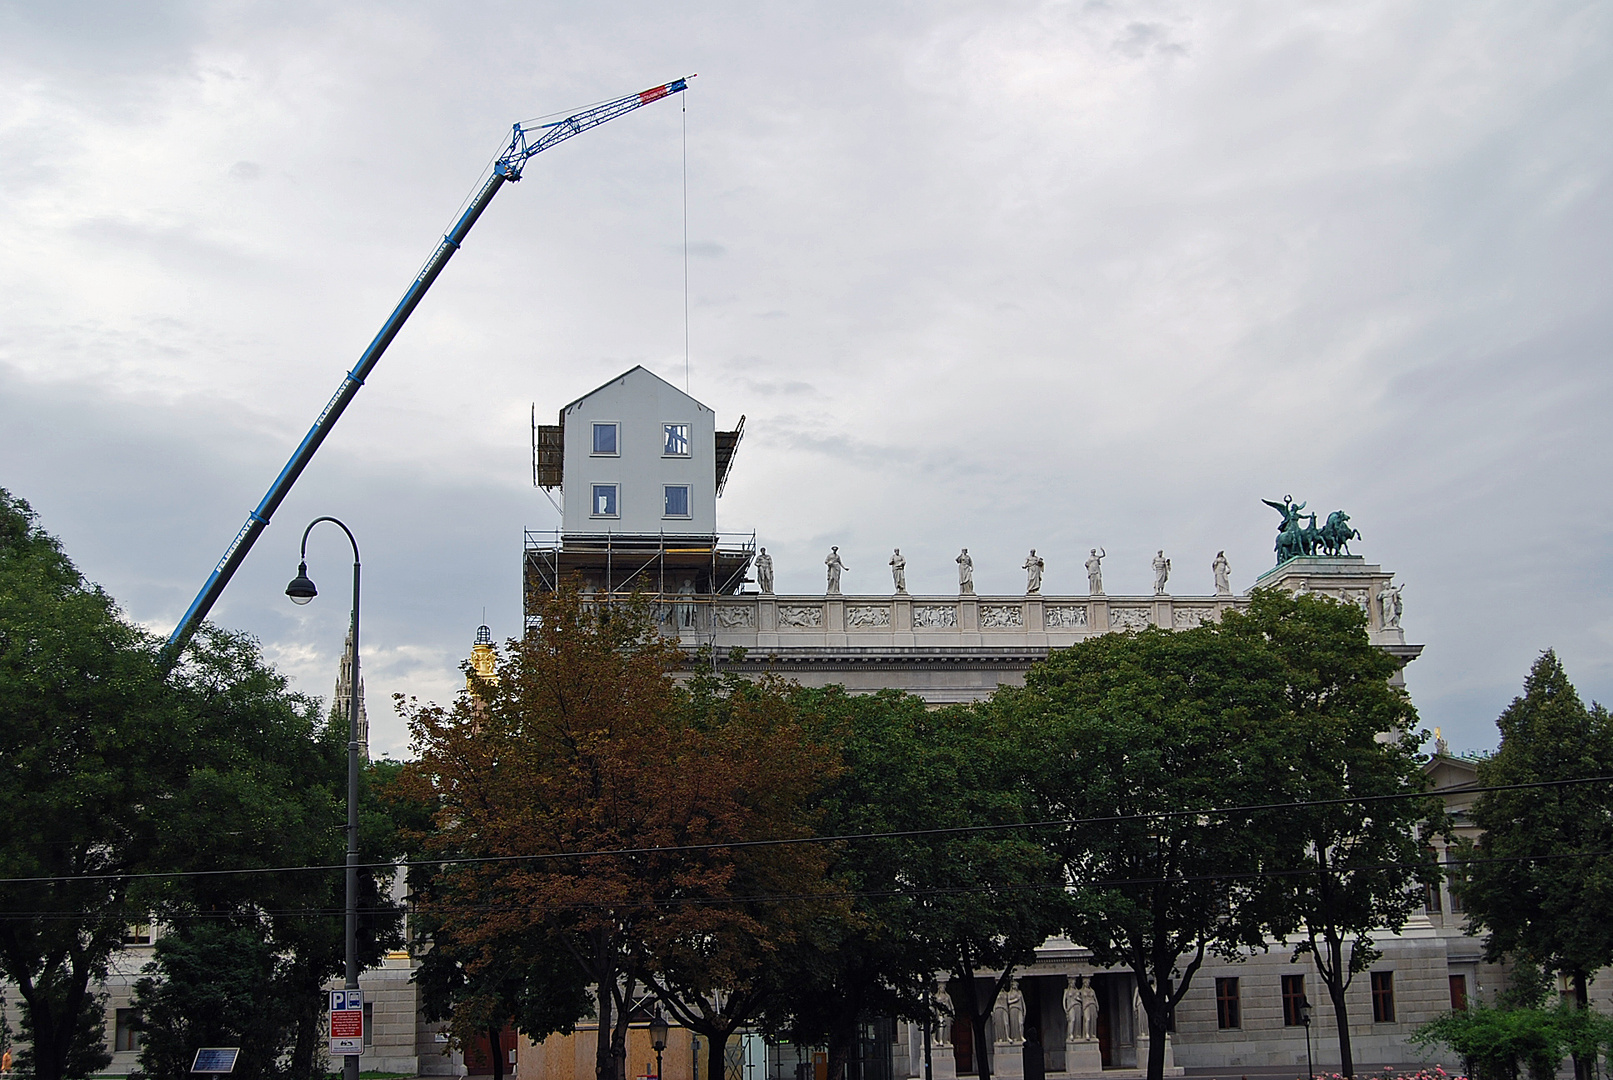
[1065,1041,1103,1076]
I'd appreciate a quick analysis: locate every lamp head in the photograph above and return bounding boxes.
[285,563,318,605]
[1298,997,1312,1024]
[649,1009,669,1052]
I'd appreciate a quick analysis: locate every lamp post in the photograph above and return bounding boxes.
[650,1010,669,1080]
[1298,996,1314,1080]
[286,516,362,1080]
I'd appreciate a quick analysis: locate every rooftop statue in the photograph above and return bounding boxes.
[957,548,974,594]
[1319,510,1362,556]
[1023,549,1044,594]
[755,548,774,594]
[1263,496,1363,563]
[826,546,847,595]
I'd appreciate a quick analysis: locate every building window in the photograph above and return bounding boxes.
[664,485,690,518]
[1215,978,1241,1030]
[1425,880,1443,913]
[115,1009,141,1052]
[1282,974,1307,1026]
[1450,974,1468,1011]
[123,922,153,945]
[1448,881,1465,913]
[592,484,618,517]
[663,423,690,457]
[363,1002,374,1047]
[1371,971,1396,1022]
[593,423,618,455]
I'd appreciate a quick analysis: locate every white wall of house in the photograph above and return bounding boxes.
[560,367,717,537]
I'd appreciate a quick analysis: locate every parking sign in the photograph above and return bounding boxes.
[329,989,364,1057]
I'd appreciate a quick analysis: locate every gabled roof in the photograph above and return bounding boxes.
[559,365,709,420]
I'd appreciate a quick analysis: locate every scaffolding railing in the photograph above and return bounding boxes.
[523,528,757,601]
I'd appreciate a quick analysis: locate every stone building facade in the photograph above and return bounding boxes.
[1,367,1521,1080]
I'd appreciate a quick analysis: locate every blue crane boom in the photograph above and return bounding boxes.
[165,76,693,657]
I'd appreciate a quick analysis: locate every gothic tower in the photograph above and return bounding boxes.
[331,621,368,759]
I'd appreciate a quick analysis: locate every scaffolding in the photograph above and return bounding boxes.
[523,529,757,626]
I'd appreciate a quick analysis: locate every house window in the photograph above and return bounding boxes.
[663,423,690,457]
[1215,977,1241,1029]
[593,423,618,455]
[592,485,618,517]
[664,485,690,518]
[363,1002,374,1047]
[1371,972,1395,1022]
[123,922,153,945]
[115,1009,141,1052]
[1449,974,1468,1011]
[1282,974,1307,1026]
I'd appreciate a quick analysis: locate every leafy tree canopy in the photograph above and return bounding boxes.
[1464,651,1613,991]
[1219,588,1437,1079]
[400,587,836,1080]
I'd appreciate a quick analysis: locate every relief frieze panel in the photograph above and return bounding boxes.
[979,604,1024,629]
[846,605,892,628]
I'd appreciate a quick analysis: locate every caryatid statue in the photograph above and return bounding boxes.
[825,547,847,595]
[755,548,774,594]
[676,579,697,630]
[1023,549,1045,594]
[1152,550,1171,595]
[1212,551,1231,596]
[1086,548,1106,595]
[1077,976,1099,1041]
[890,548,907,594]
[1005,987,1025,1044]
[956,548,974,594]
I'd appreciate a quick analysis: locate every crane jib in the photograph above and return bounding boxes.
[161,75,692,659]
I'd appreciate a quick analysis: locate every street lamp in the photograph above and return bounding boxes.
[650,1010,669,1080]
[1298,996,1314,1080]
[286,516,362,1080]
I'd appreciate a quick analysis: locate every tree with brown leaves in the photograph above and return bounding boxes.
[399,585,837,1080]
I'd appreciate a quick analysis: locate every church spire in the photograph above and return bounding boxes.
[332,620,369,760]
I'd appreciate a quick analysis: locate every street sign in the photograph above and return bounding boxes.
[329,989,364,1057]
[191,1048,240,1074]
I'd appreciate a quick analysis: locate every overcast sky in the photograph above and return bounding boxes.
[3,1,1610,759]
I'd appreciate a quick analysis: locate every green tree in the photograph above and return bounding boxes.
[0,489,174,1080]
[812,692,1063,1080]
[1010,621,1295,1080]
[1220,589,1437,1080]
[131,923,292,1080]
[131,627,404,1080]
[766,688,939,1080]
[1460,650,1613,1080]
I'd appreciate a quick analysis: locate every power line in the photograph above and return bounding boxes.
[0,775,1606,889]
[1,848,1603,923]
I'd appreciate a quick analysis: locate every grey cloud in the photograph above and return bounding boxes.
[2,0,1610,757]
[1112,21,1188,60]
